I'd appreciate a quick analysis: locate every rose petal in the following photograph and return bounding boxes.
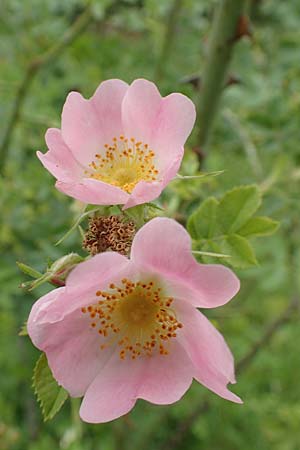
[61,80,128,166]
[123,156,182,209]
[36,253,132,323]
[27,287,65,347]
[122,79,162,144]
[29,293,114,396]
[80,342,193,423]
[56,178,129,205]
[175,299,242,403]
[137,341,193,405]
[151,93,196,171]
[131,217,240,307]
[37,128,83,182]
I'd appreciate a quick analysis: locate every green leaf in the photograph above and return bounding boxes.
[218,185,261,233]
[187,197,219,240]
[19,321,28,336]
[33,353,68,422]
[192,250,230,258]
[220,234,258,268]
[55,206,100,245]
[238,216,279,237]
[21,253,84,291]
[176,170,224,180]
[16,262,42,279]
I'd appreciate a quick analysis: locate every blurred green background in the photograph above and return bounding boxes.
[1,0,300,449]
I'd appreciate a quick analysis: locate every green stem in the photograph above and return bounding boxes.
[246,0,263,19]
[154,0,184,82]
[196,0,247,149]
[70,398,83,447]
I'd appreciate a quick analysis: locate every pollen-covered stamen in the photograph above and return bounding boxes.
[85,136,159,193]
[81,279,183,360]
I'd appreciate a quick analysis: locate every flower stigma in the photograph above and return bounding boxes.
[85,136,159,193]
[81,278,183,360]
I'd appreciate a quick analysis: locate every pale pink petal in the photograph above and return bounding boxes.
[122,80,195,173]
[175,299,242,403]
[66,252,129,289]
[122,79,162,144]
[137,341,193,404]
[151,93,196,171]
[123,181,163,209]
[123,156,182,209]
[131,217,240,308]
[80,342,193,423]
[79,351,142,423]
[56,178,129,205]
[91,79,128,143]
[27,287,65,347]
[61,80,128,166]
[39,253,132,323]
[28,295,114,396]
[37,128,83,182]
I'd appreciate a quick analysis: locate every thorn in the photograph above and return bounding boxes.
[234,15,252,41]
[225,74,242,88]
[192,146,206,165]
[180,74,202,90]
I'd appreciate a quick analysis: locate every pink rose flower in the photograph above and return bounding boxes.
[37,79,196,209]
[27,218,242,423]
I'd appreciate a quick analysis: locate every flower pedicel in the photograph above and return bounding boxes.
[28,218,242,423]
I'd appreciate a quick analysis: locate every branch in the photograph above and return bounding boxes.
[0,6,93,173]
[154,0,184,82]
[196,0,248,150]
[0,6,93,170]
[0,0,135,174]
[158,296,299,450]
[236,295,299,373]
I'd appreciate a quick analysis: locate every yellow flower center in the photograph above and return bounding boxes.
[81,278,183,360]
[86,135,159,193]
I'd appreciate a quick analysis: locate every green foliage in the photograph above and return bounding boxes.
[186,197,219,239]
[18,321,28,336]
[18,253,84,290]
[217,185,261,233]
[0,0,299,449]
[33,353,69,422]
[239,216,279,237]
[187,185,279,268]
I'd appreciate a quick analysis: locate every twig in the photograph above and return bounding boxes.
[0,5,95,174]
[236,296,299,373]
[154,0,184,82]
[0,0,126,172]
[157,296,299,450]
[196,0,247,150]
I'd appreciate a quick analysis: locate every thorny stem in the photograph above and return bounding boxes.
[196,0,247,150]
[154,0,184,82]
[157,295,299,450]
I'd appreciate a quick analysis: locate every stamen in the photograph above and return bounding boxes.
[81,279,183,360]
[84,136,159,193]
